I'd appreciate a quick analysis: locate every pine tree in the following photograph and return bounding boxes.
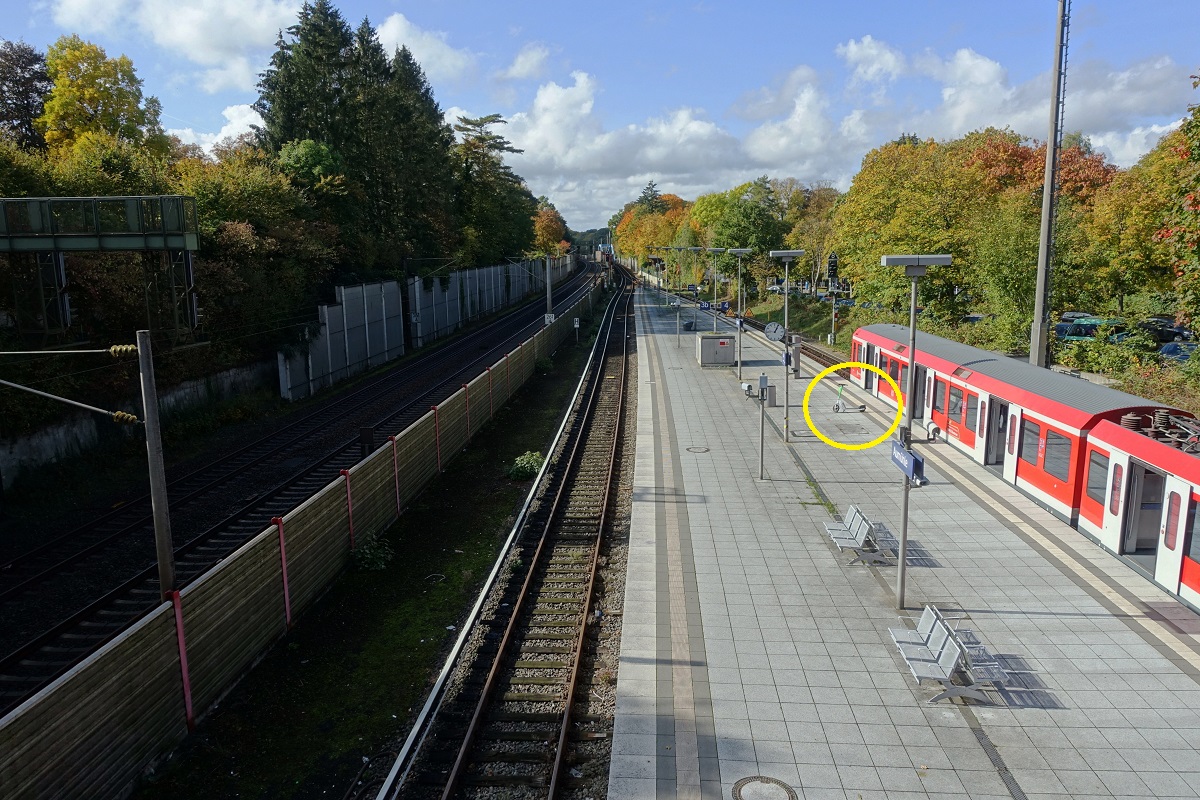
[0,40,51,150]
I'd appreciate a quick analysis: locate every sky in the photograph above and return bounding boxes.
[9,0,1200,230]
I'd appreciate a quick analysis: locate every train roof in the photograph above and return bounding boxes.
[858,324,1179,429]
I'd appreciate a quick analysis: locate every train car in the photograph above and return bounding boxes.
[850,323,1200,604]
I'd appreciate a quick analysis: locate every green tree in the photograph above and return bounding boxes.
[0,40,51,150]
[452,114,536,267]
[637,180,666,214]
[1169,74,1200,321]
[36,35,165,153]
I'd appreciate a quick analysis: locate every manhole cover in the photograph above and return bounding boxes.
[686,446,710,453]
[732,775,798,800]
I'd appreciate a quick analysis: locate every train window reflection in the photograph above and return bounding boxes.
[1109,464,1123,515]
[1086,451,1109,503]
[933,379,946,413]
[949,386,964,418]
[1166,492,1181,551]
[966,394,979,432]
[1019,420,1040,465]
[1187,499,1200,561]
[1043,431,1071,480]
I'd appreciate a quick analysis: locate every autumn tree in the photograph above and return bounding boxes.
[0,40,51,150]
[1168,73,1200,321]
[36,35,166,153]
[637,180,667,214]
[532,198,567,254]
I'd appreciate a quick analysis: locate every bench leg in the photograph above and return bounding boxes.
[928,680,989,704]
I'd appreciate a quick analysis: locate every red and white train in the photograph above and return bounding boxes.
[851,323,1200,608]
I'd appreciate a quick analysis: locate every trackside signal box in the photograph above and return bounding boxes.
[697,333,736,366]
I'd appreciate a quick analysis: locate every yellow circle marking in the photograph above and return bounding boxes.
[802,361,904,450]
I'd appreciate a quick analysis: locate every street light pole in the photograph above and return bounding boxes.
[545,255,553,322]
[770,250,805,441]
[881,254,952,610]
[728,248,752,380]
[688,247,702,329]
[708,247,725,331]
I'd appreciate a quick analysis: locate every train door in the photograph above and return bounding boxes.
[1002,408,1020,484]
[863,344,875,392]
[1153,477,1190,593]
[984,397,1009,470]
[1121,460,1167,575]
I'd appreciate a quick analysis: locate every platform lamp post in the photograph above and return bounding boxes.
[707,247,725,331]
[671,247,683,346]
[769,250,805,441]
[728,248,752,379]
[881,253,952,610]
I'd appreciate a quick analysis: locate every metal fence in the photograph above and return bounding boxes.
[0,278,608,800]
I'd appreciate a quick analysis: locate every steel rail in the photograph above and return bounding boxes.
[371,273,626,800]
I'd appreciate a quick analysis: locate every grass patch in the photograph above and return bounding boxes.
[133,309,607,800]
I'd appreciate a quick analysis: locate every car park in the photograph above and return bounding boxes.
[1140,318,1192,343]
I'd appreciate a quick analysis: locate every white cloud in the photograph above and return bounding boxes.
[498,43,549,81]
[167,103,262,152]
[836,35,906,87]
[377,12,476,84]
[50,0,299,93]
[1090,121,1183,167]
[731,66,820,121]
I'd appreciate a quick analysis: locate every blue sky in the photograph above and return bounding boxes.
[10,1,1200,229]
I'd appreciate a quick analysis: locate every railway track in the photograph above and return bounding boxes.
[390,279,633,799]
[0,268,603,717]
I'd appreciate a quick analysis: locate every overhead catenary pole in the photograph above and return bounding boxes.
[708,247,725,331]
[138,329,176,596]
[545,255,553,322]
[1030,0,1070,367]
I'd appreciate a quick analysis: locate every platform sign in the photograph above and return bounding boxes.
[687,284,697,292]
[699,301,711,310]
[573,317,579,328]
[890,440,925,482]
[719,301,730,311]
[544,313,555,325]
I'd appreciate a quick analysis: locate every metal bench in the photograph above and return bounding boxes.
[892,606,1005,703]
[824,506,892,566]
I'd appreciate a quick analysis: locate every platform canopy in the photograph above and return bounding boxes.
[0,195,199,252]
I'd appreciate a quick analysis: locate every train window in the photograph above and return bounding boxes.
[966,394,979,431]
[977,400,986,434]
[1187,501,1200,562]
[933,379,946,412]
[1086,451,1109,503]
[888,359,899,381]
[1043,431,1071,480]
[1165,492,1181,550]
[1019,419,1041,465]
[1007,415,1017,454]
[851,343,858,362]
[948,387,964,418]
[900,365,909,393]
[1109,464,1123,515]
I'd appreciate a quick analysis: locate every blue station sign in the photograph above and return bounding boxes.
[890,439,926,483]
[699,301,711,310]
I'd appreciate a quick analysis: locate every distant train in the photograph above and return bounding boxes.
[851,323,1200,608]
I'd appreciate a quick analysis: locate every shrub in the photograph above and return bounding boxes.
[535,356,554,373]
[353,530,394,571]
[508,450,543,480]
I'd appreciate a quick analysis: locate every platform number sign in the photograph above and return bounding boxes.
[719,301,730,312]
[687,284,696,292]
[699,301,711,310]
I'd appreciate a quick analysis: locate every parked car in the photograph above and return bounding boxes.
[1160,342,1198,362]
[1060,311,1096,322]
[1056,317,1128,343]
[1139,318,1192,343]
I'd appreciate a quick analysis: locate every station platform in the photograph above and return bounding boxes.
[609,286,1200,800]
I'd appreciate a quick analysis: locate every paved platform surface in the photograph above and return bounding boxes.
[609,286,1200,800]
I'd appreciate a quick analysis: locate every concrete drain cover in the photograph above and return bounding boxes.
[686,446,710,453]
[732,775,798,800]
